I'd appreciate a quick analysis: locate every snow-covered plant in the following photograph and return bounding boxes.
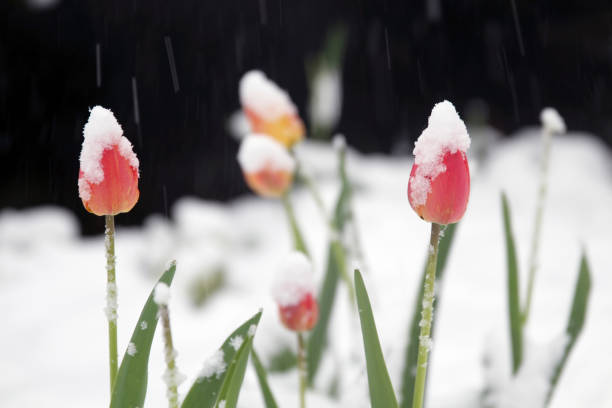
[78,105,140,392]
[273,251,320,408]
[487,109,591,408]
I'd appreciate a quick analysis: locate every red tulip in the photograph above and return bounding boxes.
[278,292,319,332]
[408,150,470,224]
[407,101,471,225]
[272,252,319,332]
[78,106,140,216]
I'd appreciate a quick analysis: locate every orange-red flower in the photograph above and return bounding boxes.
[407,101,471,225]
[240,71,305,148]
[272,252,319,332]
[237,134,295,198]
[278,292,319,332]
[408,150,470,224]
[78,106,140,216]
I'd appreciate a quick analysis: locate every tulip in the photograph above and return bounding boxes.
[77,105,139,393]
[240,70,305,148]
[272,251,319,408]
[407,150,470,225]
[278,292,319,332]
[237,134,295,198]
[409,101,471,408]
[78,106,140,216]
[407,100,471,225]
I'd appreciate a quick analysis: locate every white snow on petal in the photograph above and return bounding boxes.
[309,68,342,129]
[154,282,170,306]
[237,134,296,173]
[272,251,315,307]
[199,349,226,379]
[79,106,139,201]
[127,342,137,356]
[410,100,470,206]
[239,70,297,120]
[540,107,566,134]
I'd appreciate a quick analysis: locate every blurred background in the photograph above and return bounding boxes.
[2,0,612,234]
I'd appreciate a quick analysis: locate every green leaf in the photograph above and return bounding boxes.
[251,348,280,408]
[354,269,400,408]
[546,253,591,404]
[306,240,343,384]
[110,261,177,408]
[306,143,352,385]
[501,193,523,374]
[181,311,263,408]
[400,222,458,407]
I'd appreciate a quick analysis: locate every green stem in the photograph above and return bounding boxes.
[281,192,310,257]
[297,332,307,408]
[105,215,118,394]
[523,129,552,324]
[160,304,180,408]
[412,223,441,408]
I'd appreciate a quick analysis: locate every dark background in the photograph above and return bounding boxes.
[1,0,611,234]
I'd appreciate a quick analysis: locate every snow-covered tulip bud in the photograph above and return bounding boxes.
[78,106,140,216]
[239,70,305,148]
[408,101,471,225]
[237,134,296,198]
[272,252,319,332]
[540,107,566,134]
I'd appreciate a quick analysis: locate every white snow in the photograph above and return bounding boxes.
[409,100,471,206]
[247,324,258,338]
[154,283,170,306]
[218,401,226,408]
[309,68,342,129]
[229,335,244,351]
[199,349,226,379]
[237,134,296,173]
[271,251,315,307]
[2,129,611,408]
[140,320,148,330]
[239,70,297,120]
[105,282,118,322]
[79,106,139,201]
[540,108,566,134]
[127,342,137,356]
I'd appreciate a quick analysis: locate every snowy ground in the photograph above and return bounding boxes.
[1,129,611,407]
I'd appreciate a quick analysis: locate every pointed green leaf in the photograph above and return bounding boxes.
[251,348,279,408]
[355,269,399,408]
[400,222,458,407]
[546,253,591,403]
[181,311,262,408]
[502,193,523,373]
[110,261,177,408]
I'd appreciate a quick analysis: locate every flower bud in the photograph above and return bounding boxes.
[239,70,305,148]
[272,252,319,332]
[237,134,296,198]
[78,106,139,216]
[408,101,471,225]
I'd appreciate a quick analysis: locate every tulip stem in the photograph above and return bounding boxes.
[159,303,181,408]
[412,223,441,408]
[281,192,310,257]
[523,128,552,325]
[297,332,307,408]
[105,215,119,394]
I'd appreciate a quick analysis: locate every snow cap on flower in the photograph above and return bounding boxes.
[78,106,140,216]
[237,134,296,197]
[272,251,319,332]
[540,107,566,134]
[408,101,471,225]
[239,70,305,148]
